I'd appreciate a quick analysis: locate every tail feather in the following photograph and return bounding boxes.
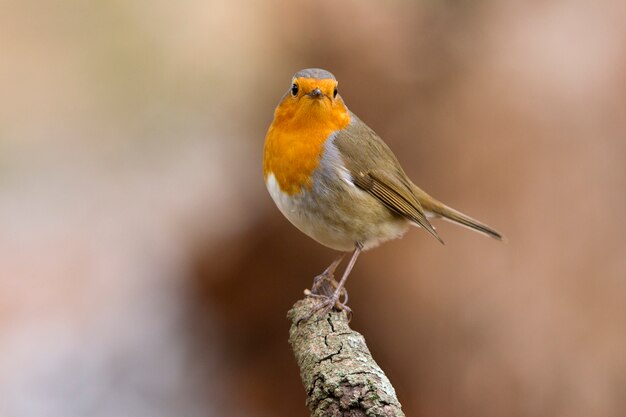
[413,186,503,241]
[433,204,503,240]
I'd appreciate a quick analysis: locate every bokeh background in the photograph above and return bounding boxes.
[1,1,625,416]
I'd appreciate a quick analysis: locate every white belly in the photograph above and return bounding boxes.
[265,172,409,252]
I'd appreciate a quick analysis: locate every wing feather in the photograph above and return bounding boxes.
[335,113,443,244]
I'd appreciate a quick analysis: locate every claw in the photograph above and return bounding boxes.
[303,247,361,321]
[303,289,351,321]
[310,254,345,296]
[303,294,338,320]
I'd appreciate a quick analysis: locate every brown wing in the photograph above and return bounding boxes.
[334,112,443,244]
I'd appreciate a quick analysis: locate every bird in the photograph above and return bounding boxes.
[263,68,502,316]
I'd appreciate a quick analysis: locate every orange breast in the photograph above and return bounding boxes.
[264,92,350,195]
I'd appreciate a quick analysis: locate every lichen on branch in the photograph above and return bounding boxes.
[288,297,405,417]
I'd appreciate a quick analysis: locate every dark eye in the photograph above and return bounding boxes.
[291,83,299,96]
[333,86,338,98]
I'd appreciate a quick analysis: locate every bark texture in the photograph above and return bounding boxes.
[288,297,405,417]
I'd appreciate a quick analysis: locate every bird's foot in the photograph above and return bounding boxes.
[309,272,338,297]
[302,253,352,321]
[306,254,345,297]
[303,286,351,321]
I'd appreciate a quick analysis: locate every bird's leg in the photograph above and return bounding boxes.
[307,254,345,297]
[306,245,362,319]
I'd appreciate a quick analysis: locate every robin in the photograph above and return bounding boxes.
[263,68,502,315]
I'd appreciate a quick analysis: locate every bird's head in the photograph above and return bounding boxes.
[274,68,349,127]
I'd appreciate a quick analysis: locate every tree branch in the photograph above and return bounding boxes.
[288,296,405,417]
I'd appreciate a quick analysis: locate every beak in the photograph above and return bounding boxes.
[307,88,324,99]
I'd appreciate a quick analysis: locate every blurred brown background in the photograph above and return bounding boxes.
[1,1,625,416]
